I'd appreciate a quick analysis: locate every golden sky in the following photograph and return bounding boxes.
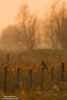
[0,0,52,31]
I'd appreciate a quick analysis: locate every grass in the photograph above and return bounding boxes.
[0,89,67,100]
[0,49,67,100]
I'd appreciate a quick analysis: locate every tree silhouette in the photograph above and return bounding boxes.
[0,25,18,50]
[15,4,40,50]
[43,0,67,49]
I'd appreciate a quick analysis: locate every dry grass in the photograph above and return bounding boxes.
[0,54,67,100]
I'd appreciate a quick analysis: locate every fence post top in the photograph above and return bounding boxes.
[62,63,64,65]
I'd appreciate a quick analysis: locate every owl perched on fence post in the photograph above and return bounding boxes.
[41,60,48,69]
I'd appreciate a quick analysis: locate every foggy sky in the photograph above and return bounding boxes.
[0,0,52,32]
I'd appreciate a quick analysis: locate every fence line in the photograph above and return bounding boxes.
[0,54,66,93]
[1,62,65,94]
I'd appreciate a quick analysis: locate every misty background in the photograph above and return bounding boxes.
[0,0,67,53]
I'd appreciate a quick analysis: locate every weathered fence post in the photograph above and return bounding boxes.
[53,52,55,60]
[42,52,44,57]
[59,55,61,61]
[61,63,64,81]
[19,54,21,64]
[51,67,54,80]
[41,68,44,89]
[16,68,20,90]
[7,54,9,65]
[45,53,47,60]
[4,67,7,93]
[29,69,32,88]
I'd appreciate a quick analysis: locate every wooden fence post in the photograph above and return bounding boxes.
[4,67,7,93]
[42,52,44,57]
[19,54,21,64]
[51,67,54,80]
[29,69,32,88]
[61,63,64,81]
[59,55,61,61]
[41,68,44,89]
[16,68,20,90]
[45,53,47,60]
[7,54,9,65]
[53,52,55,60]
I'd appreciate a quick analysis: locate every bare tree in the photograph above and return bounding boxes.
[42,1,58,49]
[43,0,67,49]
[15,4,40,50]
[55,2,67,49]
[0,25,18,50]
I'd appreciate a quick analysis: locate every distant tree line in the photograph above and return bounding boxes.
[0,0,67,51]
